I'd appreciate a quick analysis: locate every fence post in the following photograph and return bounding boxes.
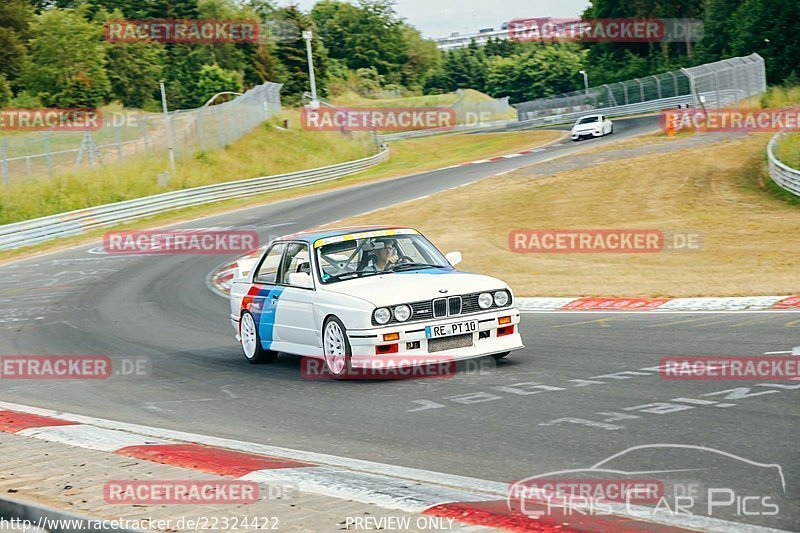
[115,124,123,160]
[669,71,680,97]
[652,75,662,100]
[214,107,225,147]
[196,109,206,152]
[142,116,149,154]
[44,132,53,177]
[1,139,10,185]
[680,68,698,109]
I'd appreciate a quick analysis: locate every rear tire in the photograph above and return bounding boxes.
[240,311,278,364]
[492,351,510,360]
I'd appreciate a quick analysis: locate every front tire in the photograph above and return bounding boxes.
[323,316,352,379]
[240,311,278,364]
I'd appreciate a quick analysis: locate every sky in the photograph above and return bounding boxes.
[277,0,591,39]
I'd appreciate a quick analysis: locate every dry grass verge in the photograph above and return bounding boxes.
[336,134,800,297]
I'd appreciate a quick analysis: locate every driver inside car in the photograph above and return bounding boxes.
[368,238,400,272]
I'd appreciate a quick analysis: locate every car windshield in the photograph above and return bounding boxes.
[577,116,600,124]
[316,233,449,283]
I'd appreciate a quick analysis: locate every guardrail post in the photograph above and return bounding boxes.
[1,139,10,185]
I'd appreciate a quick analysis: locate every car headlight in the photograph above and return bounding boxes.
[374,307,391,325]
[394,304,411,322]
[494,290,510,307]
[478,292,493,309]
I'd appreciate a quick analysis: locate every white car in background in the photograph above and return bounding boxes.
[571,114,613,141]
[229,226,523,378]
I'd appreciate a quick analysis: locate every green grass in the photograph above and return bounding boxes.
[329,89,517,120]
[0,110,374,225]
[0,128,562,262]
[774,132,800,170]
[760,85,800,108]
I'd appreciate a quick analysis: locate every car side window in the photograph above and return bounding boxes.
[254,243,286,284]
[279,243,312,286]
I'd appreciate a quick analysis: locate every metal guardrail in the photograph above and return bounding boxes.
[0,147,389,250]
[378,119,515,141]
[767,133,800,197]
[506,91,747,131]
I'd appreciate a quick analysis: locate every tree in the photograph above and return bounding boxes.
[96,9,166,110]
[23,6,111,107]
[729,0,800,84]
[0,75,12,107]
[0,0,33,89]
[400,24,440,90]
[273,5,328,103]
[485,45,586,103]
[194,63,241,104]
[311,0,407,80]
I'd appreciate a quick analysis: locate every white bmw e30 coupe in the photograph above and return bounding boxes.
[229,226,523,377]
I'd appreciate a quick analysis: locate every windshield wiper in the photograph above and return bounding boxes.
[328,270,383,282]
[390,262,446,272]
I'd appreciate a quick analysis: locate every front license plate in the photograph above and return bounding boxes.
[426,320,478,339]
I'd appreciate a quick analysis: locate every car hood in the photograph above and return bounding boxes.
[572,122,601,132]
[321,268,509,307]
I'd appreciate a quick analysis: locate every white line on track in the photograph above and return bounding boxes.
[764,347,800,355]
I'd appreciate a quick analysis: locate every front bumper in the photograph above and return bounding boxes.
[346,307,523,368]
[571,130,602,140]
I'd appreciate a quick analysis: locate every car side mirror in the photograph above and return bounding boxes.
[445,251,462,267]
[287,271,314,289]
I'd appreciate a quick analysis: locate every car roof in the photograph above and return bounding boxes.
[278,225,415,246]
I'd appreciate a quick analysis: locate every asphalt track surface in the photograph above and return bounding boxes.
[1,116,798,531]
